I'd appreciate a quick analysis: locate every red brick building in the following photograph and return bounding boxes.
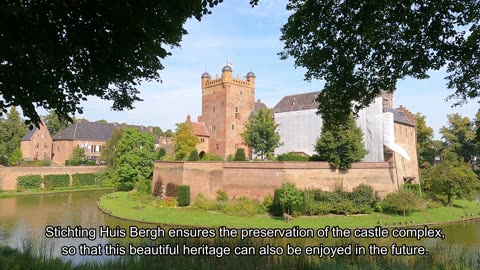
[190,66,266,158]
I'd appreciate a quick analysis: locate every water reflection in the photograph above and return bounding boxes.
[0,190,479,264]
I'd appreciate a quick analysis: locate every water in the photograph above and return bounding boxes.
[0,190,479,264]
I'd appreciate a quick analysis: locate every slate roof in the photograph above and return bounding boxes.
[385,107,415,126]
[21,127,38,141]
[249,100,270,118]
[191,122,210,137]
[53,122,152,141]
[273,91,320,113]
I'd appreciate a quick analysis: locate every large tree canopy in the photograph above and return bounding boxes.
[0,0,222,126]
[251,0,480,124]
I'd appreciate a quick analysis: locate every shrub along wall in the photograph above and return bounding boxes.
[0,166,106,191]
[43,174,70,188]
[17,175,43,189]
[72,173,96,186]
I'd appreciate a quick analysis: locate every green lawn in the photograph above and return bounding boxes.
[0,186,113,198]
[99,192,480,229]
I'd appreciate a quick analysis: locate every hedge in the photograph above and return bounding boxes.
[17,175,42,189]
[65,160,96,166]
[277,152,310,161]
[177,185,190,206]
[72,173,96,186]
[271,189,284,216]
[43,174,70,188]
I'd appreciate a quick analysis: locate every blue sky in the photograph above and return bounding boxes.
[71,0,478,139]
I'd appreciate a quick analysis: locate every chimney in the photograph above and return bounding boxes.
[186,115,191,123]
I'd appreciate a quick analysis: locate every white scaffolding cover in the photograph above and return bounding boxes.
[383,112,411,161]
[356,96,384,162]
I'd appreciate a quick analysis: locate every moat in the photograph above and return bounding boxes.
[0,190,479,264]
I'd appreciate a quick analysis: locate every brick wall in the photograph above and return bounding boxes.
[152,161,398,200]
[0,166,106,190]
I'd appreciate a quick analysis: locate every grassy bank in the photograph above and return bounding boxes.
[0,186,113,199]
[98,192,480,228]
[1,236,479,270]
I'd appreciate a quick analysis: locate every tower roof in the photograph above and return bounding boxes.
[246,71,256,78]
[201,72,211,79]
[222,65,232,72]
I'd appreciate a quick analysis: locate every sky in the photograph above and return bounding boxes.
[55,0,478,139]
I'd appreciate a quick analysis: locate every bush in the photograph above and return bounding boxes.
[332,199,356,215]
[65,159,96,166]
[381,189,425,216]
[262,194,273,212]
[349,184,379,213]
[234,148,247,161]
[72,173,96,186]
[43,174,70,188]
[193,194,217,211]
[177,185,190,206]
[18,159,51,167]
[157,148,166,159]
[115,182,134,191]
[152,180,163,197]
[95,172,111,187]
[277,152,310,161]
[17,175,42,189]
[312,201,333,215]
[271,189,284,216]
[403,183,421,195]
[200,153,224,161]
[187,150,199,161]
[135,180,151,194]
[165,183,178,197]
[216,191,228,202]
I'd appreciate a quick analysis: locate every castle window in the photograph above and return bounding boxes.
[211,125,216,132]
[232,124,235,131]
[216,143,219,150]
[44,143,48,148]
[213,106,215,113]
[240,91,243,96]
[35,143,39,148]
[235,107,239,119]
[221,101,224,107]
[201,138,205,142]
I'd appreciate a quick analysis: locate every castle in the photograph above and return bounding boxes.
[186,65,266,158]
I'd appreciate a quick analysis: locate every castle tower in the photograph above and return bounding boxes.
[199,66,256,157]
[381,91,393,110]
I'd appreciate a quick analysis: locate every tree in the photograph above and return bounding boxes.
[187,149,200,161]
[164,129,174,138]
[278,181,304,215]
[234,148,247,161]
[44,111,71,136]
[173,123,199,160]
[0,107,26,166]
[100,127,124,168]
[251,0,480,125]
[152,127,164,138]
[381,189,424,216]
[157,148,167,160]
[115,128,155,190]
[439,113,476,163]
[0,1,223,127]
[70,146,86,162]
[315,114,368,170]
[422,161,478,206]
[241,108,281,160]
[416,113,436,169]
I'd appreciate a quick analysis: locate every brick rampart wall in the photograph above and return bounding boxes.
[0,166,106,190]
[152,162,398,200]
